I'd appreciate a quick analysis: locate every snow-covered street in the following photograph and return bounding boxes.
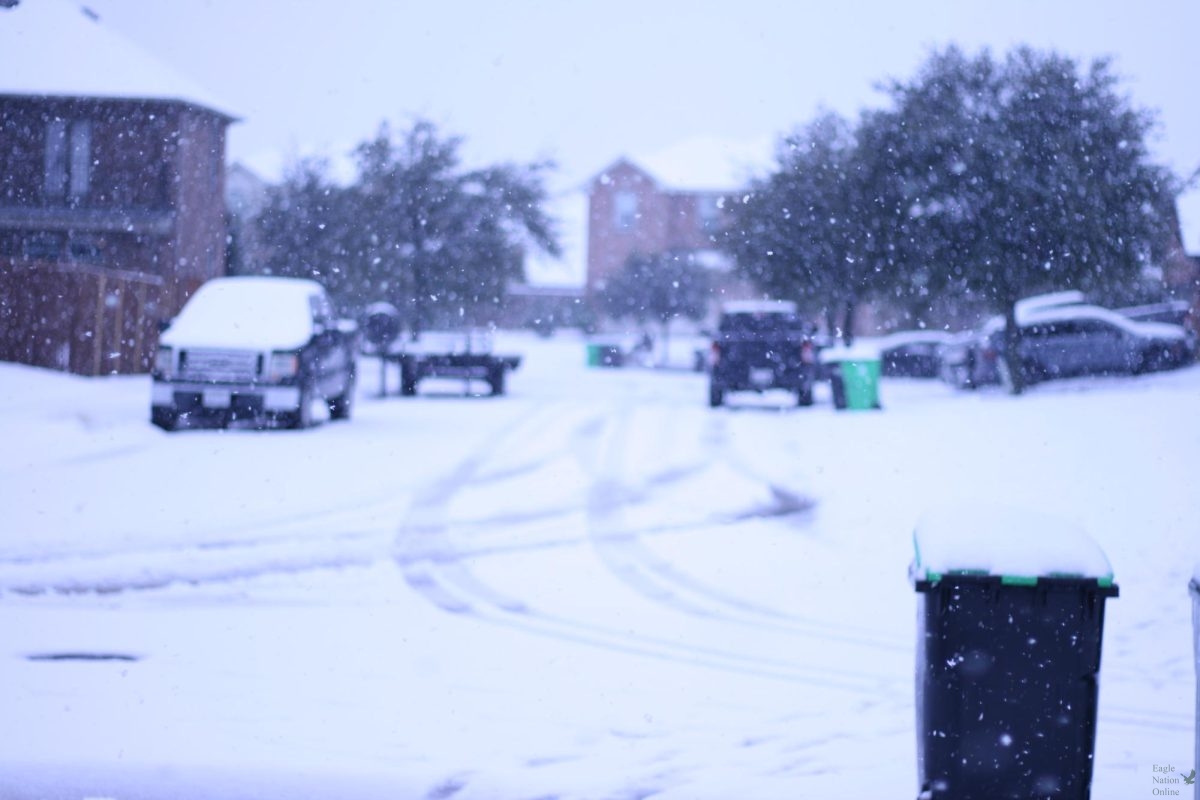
[1,332,1196,799]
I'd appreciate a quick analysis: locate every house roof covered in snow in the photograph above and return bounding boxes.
[0,0,235,118]
[634,135,774,193]
[591,136,775,195]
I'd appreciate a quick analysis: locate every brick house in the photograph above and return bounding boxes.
[585,156,759,324]
[586,158,726,293]
[0,0,235,375]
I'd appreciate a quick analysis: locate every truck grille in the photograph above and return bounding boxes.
[178,349,260,383]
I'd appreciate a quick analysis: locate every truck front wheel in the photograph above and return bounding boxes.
[286,385,314,429]
[151,407,178,431]
[329,373,355,420]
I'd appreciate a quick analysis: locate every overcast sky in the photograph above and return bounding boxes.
[79,2,1197,180]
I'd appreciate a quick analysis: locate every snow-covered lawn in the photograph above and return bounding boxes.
[1,332,1196,799]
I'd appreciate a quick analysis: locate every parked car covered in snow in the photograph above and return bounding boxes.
[151,277,357,430]
[944,300,1194,389]
[940,291,1089,389]
[878,330,956,378]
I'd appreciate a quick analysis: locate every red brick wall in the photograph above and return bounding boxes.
[587,161,667,294]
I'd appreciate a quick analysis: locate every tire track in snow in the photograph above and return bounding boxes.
[394,405,550,613]
[0,528,391,595]
[392,402,895,691]
[0,483,408,569]
[578,402,909,652]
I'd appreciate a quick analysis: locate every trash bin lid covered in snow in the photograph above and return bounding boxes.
[911,503,1114,586]
[819,341,882,363]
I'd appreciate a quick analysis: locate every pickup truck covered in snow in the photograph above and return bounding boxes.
[151,276,357,430]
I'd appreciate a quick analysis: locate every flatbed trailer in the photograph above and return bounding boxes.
[376,330,521,396]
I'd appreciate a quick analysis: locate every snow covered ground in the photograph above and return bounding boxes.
[1,331,1196,799]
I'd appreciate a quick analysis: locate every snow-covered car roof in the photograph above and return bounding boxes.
[979,303,1190,341]
[160,277,325,351]
[1013,290,1086,316]
[972,290,1088,336]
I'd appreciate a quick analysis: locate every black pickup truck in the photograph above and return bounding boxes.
[708,301,820,407]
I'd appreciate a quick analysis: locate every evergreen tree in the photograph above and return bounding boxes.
[350,120,559,334]
[251,120,560,330]
[866,47,1177,392]
[723,112,881,344]
[252,158,361,312]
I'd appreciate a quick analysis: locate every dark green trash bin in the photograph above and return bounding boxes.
[911,505,1118,800]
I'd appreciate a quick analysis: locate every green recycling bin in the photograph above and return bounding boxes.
[911,505,1118,800]
[823,346,882,410]
[586,341,623,368]
[841,358,881,409]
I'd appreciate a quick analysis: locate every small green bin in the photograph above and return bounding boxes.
[840,359,881,410]
[586,342,623,368]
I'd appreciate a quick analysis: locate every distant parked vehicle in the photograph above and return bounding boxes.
[879,331,955,378]
[944,301,1194,389]
[708,300,820,407]
[940,291,1089,389]
[151,277,358,430]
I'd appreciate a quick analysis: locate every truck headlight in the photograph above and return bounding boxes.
[267,352,300,381]
[154,346,173,376]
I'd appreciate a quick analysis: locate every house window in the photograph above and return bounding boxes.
[43,119,91,203]
[614,191,638,229]
[697,195,721,231]
[44,119,68,200]
[69,121,92,201]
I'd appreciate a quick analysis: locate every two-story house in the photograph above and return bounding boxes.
[586,158,729,295]
[585,146,767,326]
[0,0,235,375]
